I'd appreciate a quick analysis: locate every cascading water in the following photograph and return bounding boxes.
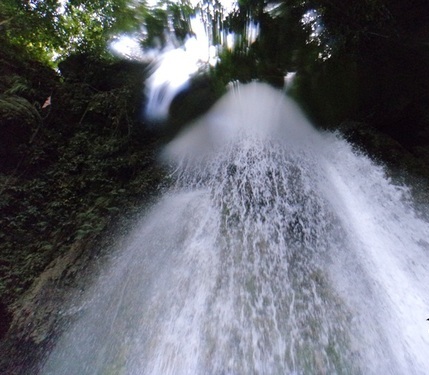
[41,83,429,375]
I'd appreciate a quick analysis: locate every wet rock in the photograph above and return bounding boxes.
[339,121,429,211]
[339,121,429,176]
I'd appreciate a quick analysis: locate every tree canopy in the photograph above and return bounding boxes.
[0,0,139,62]
[1,0,429,141]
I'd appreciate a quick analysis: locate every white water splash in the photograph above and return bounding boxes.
[42,82,429,375]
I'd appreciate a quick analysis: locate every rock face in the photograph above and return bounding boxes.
[339,121,429,213]
[0,46,166,374]
[339,121,429,175]
[0,234,118,375]
[0,240,90,374]
[0,38,428,374]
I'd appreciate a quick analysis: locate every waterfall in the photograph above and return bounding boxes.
[42,83,429,375]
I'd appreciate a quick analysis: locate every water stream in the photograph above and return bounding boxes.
[42,83,429,374]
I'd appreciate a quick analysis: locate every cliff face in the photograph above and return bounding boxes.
[1,37,429,374]
[0,46,167,373]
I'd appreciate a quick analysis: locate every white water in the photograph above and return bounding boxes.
[42,83,429,374]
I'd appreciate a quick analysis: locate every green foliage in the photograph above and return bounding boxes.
[216,0,312,86]
[0,0,139,63]
[291,56,359,127]
[1,0,429,323]
[136,1,195,49]
[242,0,429,149]
[212,49,258,84]
[0,0,203,64]
[0,52,166,308]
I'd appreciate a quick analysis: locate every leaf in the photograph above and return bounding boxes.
[42,96,51,108]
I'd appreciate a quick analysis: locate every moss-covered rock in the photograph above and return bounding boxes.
[0,47,167,375]
[0,95,42,172]
[166,75,225,138]
[338,121,429,210]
